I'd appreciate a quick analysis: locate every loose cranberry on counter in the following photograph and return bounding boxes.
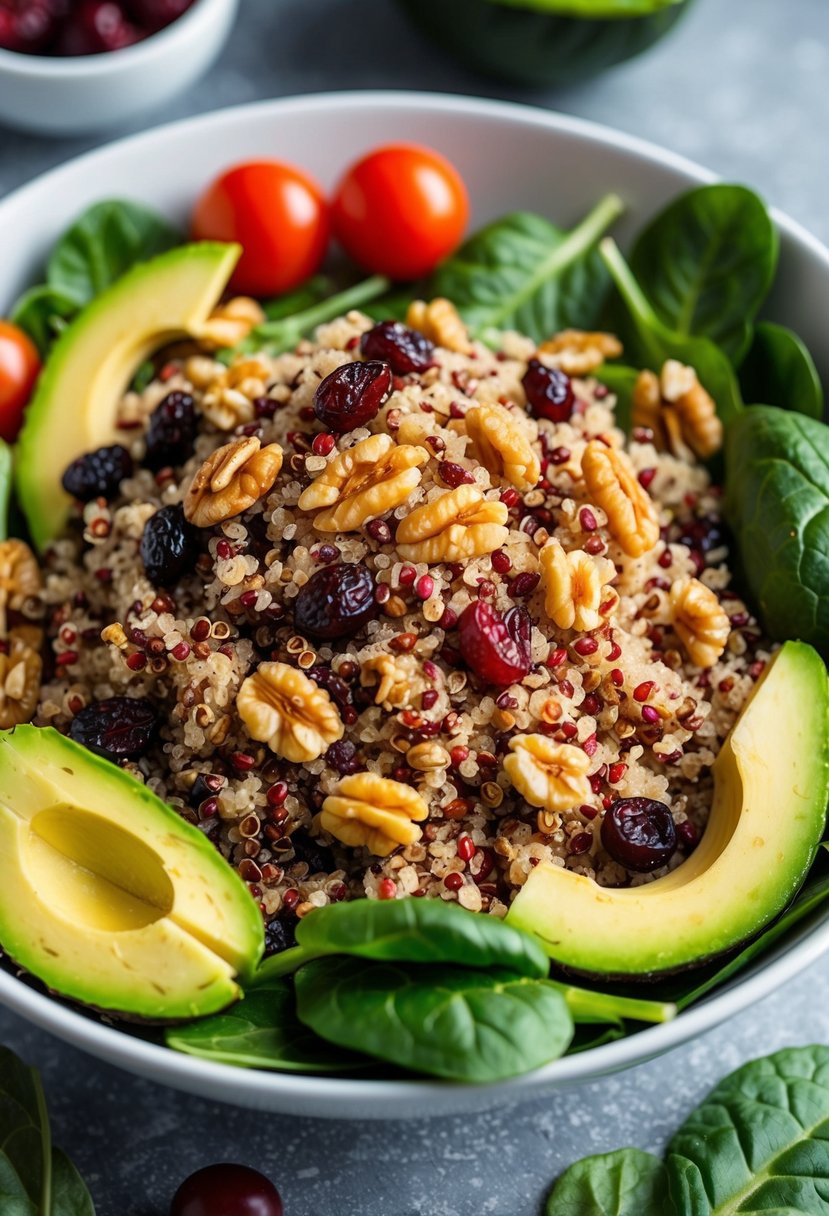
[360,320,436,375]
[601,797,677,873]
[313,360,392,433]
[522,359,575,423]
[170,1163,283,1216]
[458,601,532,686]
[293,562,378,640]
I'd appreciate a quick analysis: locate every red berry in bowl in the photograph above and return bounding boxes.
[601,797,677,872]
[314,360,392,433]
[170,1163,283,1216]
[359,321,436,375]
[79,0,141,52]
[0,2,56,52]
[125,0,192,29]
[522,358,575,423]
[458,600,532,686]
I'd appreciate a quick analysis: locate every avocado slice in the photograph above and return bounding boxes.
[0,726,263,1019]
[507,641,829,978]
[15,241,240,552]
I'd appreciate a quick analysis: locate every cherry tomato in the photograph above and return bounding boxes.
[191,160,330,297]
[331,144,469,280]
[0,321,41,443]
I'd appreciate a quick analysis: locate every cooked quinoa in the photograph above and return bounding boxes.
[24,307,771,951]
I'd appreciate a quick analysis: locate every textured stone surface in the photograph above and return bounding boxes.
[1,0,828,1212]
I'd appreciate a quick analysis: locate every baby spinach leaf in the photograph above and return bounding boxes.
[254,896,549,983]
[10,286,78,358]
[550,981,675,1026]
[725,405,829,655]
[51,1152,95,1216]
[294,958,573,1082]
[629,184,778,364]
[166,981,366,1073]
[739,320,824,420]
[429,194,624,344]
[545,1148,671,1216]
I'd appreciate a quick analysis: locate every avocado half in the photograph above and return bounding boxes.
[0,726,263,1019]
[507,641,829,978]
[16,241,240,552]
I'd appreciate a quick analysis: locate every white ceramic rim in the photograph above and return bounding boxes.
[1,89,828,1109]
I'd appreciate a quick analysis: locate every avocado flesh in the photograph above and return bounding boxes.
[15,241,240,552]
[507,641,829,978]
[0,727,263,1019]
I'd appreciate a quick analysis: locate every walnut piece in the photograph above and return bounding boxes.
[581,440,659,559]
[361,652,424,711]
[406,298,473,354]
[199,296,266,351]
[202,356,272,430]
[504,734,591,813]
[540,539,618,632]
[407,741,450,771]
[396,485,509,564]
[464,401,540,491]
[669,577,731,668]
[237,661,343,762]
[0,634,41,728]
[318,772,428,856]
[632,361,723,460]
[536,329,623,376]
[298,434,428,532]
[0,539,42,637]
[184,436,283,528]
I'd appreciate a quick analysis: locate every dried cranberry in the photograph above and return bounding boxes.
[69,695,157,761]
[326,739,361,775]
[263,916,297,957]
[288,829,335,875]
[601,797,677,872]
[314,360,392,433]
[140,504,197,587]
[293,562,377,640]
[170,1164,283,1216]
[62,444,133,502]
[124,0,192,30]
[144,391,197,470]
[359,321,436,375]
[522,359,575,423]
[458,601,532,686]
[676,515,729,561]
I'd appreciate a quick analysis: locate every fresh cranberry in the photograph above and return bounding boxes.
[360,320,436,375]
[314,360,392,433]
[125,0,192,30]
[170,1163,283,1216]
[458,601,532,686]
[79,1,141,51]
[293,562,377,640]
[0,2,55,52]
[522,359,575,423]
[601,798,677,872]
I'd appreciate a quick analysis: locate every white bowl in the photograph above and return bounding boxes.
[0,0,238,136]
[1,91,828,1118]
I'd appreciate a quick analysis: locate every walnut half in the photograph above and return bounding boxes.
[396,485,509,564]
[540,539,618,632]
[632,360,723,461]
[406,298,472,354]
[184,436,283,528]
[464,401,540,492]
[669,577,730,668]
[0,634,42,729]
[504,734,591,813]
[319,772,428,856]
[298,434,428,532]
[237,661,343,762]
[581,440,659,559]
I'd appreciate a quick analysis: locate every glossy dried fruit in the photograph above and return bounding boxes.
[61,444,133,501]
[314,360,392,433]
[144,390,198,471]
[69,695,158,761]
[140,504,197,586]
[522,359,575,423]
[458,600,532,686]
[293,563,377,641]
[359,320,436,375]
[601,797,677,872]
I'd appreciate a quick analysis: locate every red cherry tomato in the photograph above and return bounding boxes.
[191,160,330,297]
[0,321,41,443]
[331,143,469,280]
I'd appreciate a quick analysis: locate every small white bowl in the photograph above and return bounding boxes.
[0,0,238,136]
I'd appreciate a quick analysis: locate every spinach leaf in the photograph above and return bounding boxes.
[546,1148,671,1216]
[739,320,824,419]
[253,896,549,984]
[667,1045,829,1213]
[262,274,336,321]
[10,286,78,358]
[429,194,624,344]
[166,981,366,1073]
[51,1153,95,1216]
[489,0,683,12]
[724,405,829,655]
[550,981,675,1026]
[594,364,640,433]
[600,238,743,427]
[629,185,778,364]
[0,440,12,543]
[294,957,573,1082]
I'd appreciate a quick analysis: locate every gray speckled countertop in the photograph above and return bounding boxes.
[1,1,828,1212]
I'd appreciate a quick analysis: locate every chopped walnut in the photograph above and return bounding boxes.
[581,440,659,558]
[184,436,283,528]
[633,361,723,460]
[0,634,41,728]
[540,539,618,632]
[199,296,266,351]
[396,484,509,564]
[504,734,592,813]
[464,401,540,491]
[406,297,473,354]
[536,329,623,376]
[669,577,730,668]
[361,652,424,711]
[407,741,450,771]
[298,434,428,532]
[0,539,42,637]
[202,356,272,430]
[236,660,343,762]
[318,772,428,856]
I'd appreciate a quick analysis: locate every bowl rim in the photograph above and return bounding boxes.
[1,88,828,1109]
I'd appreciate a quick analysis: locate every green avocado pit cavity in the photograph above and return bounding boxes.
[507,641,829,978]
[15,241,240,552]
[0,726,263,1019]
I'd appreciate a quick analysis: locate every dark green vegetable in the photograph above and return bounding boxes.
[0,440,12,542]
[9,287,77,358]
[629,185,778,364]
[739,320,824,420]
[262,274,336,322]
[546,1148,669,1215]
[725,405,829,655]
[295,956,573,1082]
[549,982,674,1026]
[594,364,640,432]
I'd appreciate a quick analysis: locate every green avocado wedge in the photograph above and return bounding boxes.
[15,241,240,552]
[507,642,829,978]
[0,726,263,1020]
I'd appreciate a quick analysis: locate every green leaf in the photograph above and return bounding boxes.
[488,0,683,13]
[166,981,366,1073]
[667,1045,829,1213]
[10,286,78,358]
[594,364,641,432]
[629,185,778,364]
[0,440,12,543]
[294,958,573,1082]
[550,981,675,1026]
[739,320,824,419]
[546,1148,672,1215]
[429,195,624,345]
[253,896,550,984]
[51,1151,95,1216]
[262,274,337,321]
